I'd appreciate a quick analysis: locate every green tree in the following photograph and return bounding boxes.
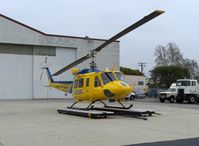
[120,67,143,76]
[150,66,190,88]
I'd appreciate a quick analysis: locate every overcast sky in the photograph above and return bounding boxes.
[0,0,199,76]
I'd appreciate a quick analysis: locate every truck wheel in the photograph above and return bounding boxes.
[176,97,184,103]
[196,97,199,103]
[169,96,175,103]
[188,96,196,104]
[159,98,165,103]
[130,95,135,100]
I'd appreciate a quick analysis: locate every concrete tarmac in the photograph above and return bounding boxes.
[0,99,199,146]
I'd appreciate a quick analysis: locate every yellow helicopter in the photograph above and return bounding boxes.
[42,10,164,119]
[44,66,132,107]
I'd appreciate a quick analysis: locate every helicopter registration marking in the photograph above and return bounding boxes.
[75,89,83,95]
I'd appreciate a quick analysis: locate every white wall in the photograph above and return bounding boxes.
[124,75,148,93]
[0,54,32,99]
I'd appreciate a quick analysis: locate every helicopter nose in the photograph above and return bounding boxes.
[117,82,132,95]
[104,81,132,97]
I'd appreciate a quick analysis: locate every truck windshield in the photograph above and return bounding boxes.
[176,81,190,86]
[166,88,176,92]
[101,72,116,85]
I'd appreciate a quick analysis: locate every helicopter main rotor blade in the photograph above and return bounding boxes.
[94,10,164,52]
[52,10,165,76]
[52,54,90,76]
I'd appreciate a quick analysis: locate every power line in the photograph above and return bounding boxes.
[138,62,146,74]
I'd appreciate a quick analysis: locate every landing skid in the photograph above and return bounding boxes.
[57,108,114,119]
[93,107,156,120]
[57,100,158,120]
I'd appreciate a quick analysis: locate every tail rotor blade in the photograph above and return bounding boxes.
[41,56,48,69]
[40,71,44,81]
[40,56,48,80]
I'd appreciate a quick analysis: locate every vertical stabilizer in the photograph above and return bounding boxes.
[45,67,54,83]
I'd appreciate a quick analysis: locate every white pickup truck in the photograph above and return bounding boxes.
[158,83,177,103]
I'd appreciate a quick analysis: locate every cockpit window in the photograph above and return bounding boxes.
[107,72,116,81]
[101,73,110,84]
[101,72,116,85]
[115,72,124,81]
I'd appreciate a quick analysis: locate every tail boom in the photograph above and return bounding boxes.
[45,67,73,93]
[49,81,73,93]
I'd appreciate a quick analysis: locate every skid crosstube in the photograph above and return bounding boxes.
[57,108,114,119]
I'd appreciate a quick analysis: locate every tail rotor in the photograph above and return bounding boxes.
[40,56,48,80]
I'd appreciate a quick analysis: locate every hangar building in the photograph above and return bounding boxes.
[0,14,119,99]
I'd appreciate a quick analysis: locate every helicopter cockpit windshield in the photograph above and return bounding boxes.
[115,72,124,81]
[101,72,116,85]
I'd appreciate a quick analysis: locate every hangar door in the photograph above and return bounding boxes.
[0,44,33,99]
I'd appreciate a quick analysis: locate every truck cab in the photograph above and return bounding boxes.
[176,79,199,104]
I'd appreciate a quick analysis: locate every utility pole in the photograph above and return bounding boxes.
[138,62,146,74]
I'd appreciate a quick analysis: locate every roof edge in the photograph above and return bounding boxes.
[0,13,119,42]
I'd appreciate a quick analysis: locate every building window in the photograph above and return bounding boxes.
[0,44,33,55]
[33,46,56,56]
[138,81,144,86]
